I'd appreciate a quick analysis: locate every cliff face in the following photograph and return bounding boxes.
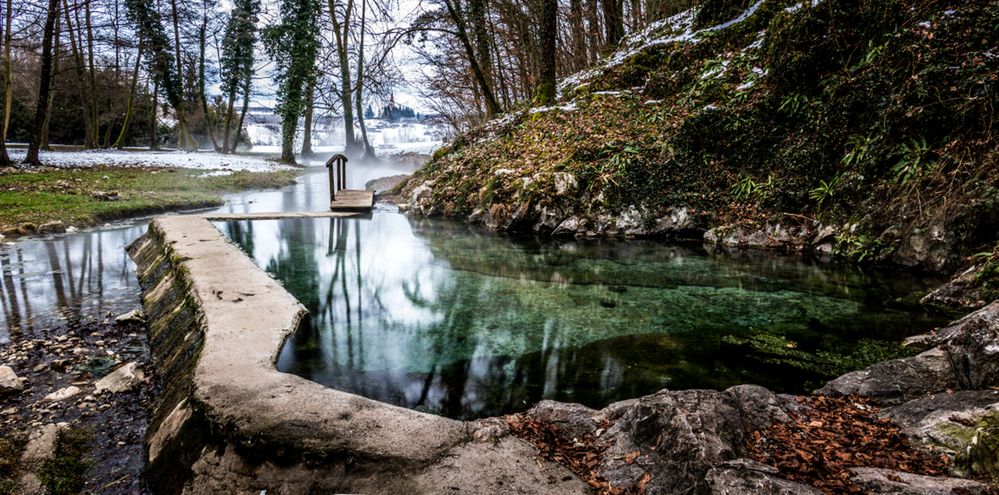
[402,0,999,272]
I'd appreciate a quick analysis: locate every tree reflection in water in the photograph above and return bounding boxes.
[0,225,145,344]
[217,214,946,420]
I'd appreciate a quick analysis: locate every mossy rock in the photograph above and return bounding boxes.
[934,410,999,481]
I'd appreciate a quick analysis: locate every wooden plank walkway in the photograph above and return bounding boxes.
[330,189,375,211]
[203,211,360,221]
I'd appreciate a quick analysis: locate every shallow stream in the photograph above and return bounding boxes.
[218,213,948,419]
[0,166,950,420]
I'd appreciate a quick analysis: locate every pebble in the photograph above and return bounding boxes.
[44,386,82,402]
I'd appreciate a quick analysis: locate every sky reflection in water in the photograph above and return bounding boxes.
[219,214,947,420]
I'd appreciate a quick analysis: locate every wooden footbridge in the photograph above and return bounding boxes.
[326,154,374,212]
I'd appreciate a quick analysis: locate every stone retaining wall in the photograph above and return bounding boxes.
[131,214,999,494]
[129,215,585,494]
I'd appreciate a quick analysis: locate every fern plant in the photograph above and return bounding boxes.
[731,175,774,202]
[892,138,934,184]
[842,134,876,169]
[809,174,841,210]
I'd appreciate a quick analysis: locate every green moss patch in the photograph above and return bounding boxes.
[0,167,300,232]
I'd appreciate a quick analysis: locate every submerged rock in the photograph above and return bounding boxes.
[95,362,145,394]
[115,309,146,325]
[0,365,24,394]
[44,385,82,402]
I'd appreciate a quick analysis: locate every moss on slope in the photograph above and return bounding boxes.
[404,0,999,268]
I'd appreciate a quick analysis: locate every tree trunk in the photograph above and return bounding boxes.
[628,0,641,31]
[232,78,251,152]
[149,78,159,149]
[41,12,62,150]
[354,0,373,158]
[568,0,585,72]
[442,0,501,117]
[0,0,10,167]
[198,6,220,151]
[468,0,491,87]
[601,0,623,52]
[114,44,144,148]
[170,0,196,150]
[584,0,601,64]
[63,1,95,148]
[536,0,557,105]
[329,0,358,156]
[84,0,100,147]
[301,74,314,155]
[222,93,236,153]
[26,0,61,165]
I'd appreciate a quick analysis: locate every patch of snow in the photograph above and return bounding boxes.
[784,2,803,13]
[917,20,932,29]
[557,0,767,98]
[744,31,766,51]
[736,80,755,91]
[198,170,235,178]
[704,0,766,33]
[643,99,663,105]
[704,104,719,111]
[5,149,292,172]
[529,102,578,114]
[700,60,730,79]
[944,9,955,16]
[752,66,768,76]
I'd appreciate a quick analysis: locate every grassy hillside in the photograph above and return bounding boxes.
[402,0,998,271]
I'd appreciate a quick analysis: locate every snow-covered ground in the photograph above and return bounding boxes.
[5,148,293,172]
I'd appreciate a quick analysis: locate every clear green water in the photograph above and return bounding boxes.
[217,214,947,420]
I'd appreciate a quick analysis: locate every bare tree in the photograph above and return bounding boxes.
[26,0,62,165]
[0,0,13,166]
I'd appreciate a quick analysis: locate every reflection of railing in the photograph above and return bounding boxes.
[326,153,348,201]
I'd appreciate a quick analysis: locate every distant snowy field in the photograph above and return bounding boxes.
[5,149,293,172]
[246,118,445,157]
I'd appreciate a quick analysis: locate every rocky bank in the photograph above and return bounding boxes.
[399,0,998,274]
[124,212,999,494]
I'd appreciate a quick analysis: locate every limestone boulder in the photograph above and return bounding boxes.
[921,263,994,310]
[115,309,146,325]
[816,347,957,405]
[849,467,993,495]
[884,390,999,479]
[595,386,792,494]
[932,301,999,389]
[706,459,822,495]
[893,224,954,271]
